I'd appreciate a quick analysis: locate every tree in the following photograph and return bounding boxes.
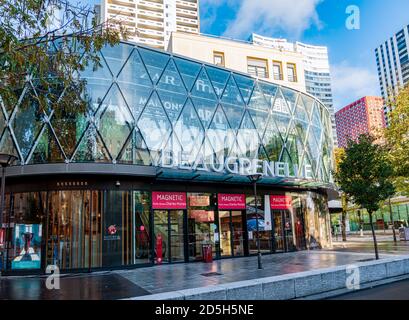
[334,134,395,260]
[334,147,347,241]
[0,0,125,121]
[385,84,409,196]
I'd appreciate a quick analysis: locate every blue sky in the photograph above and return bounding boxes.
[78,0,409,111]
[199,0,409,110]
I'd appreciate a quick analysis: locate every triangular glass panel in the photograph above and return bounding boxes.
[262,120,284,162]
[51,87,91,158]
[119,83,152,122]
[281,87,297,114]
[280,149,296,177]
[227,138,243,159]
[233,74,255,104]
[101,43,133,77]
[259,82,278,107]
[301,151,316,180]
[80,53,113,112]
[207,105,234,158]
[205,66,229,98]
[236,111,260,158]
[285,128,304,168]
[158,59,186,93]
[272,88,291,115]
[1,88,24,117]
[270,105,291,143]
[221,104,244,131]
[28,125,65,164]
[72,125,111,162]
[221,75,245,107]
[173,57,201,92]
[157,89,186,123]
[292,119,309,147]
[302,95,314,120]
[117,49,152,87]
[137,91,171,155]
[97,84,133,160]
[258,145,270,162]
[0,129,19,161]
[248,108,269,141]
[11,93,47,161]
[191,96,217,130]
[310,124,323,147]
[174,99,204,159]
[311,102,322,128]
[191,68,218,101]
[138,47,170,84]
[118,129,152,166]
[294,94,308,123]
[159,132,183,167]
[248,83,269,112]
[307,138,320,172]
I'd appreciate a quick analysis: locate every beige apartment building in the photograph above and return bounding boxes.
[168,32,307,92]
[100,0,199,50]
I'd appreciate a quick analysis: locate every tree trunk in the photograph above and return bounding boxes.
[368,211,379,260]
[341,194,347,242]
[341,211,347,242]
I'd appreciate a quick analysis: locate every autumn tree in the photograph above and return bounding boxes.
[334,134,395,260]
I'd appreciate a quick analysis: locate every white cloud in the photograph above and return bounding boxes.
[331,62,380,111]
[222,0,323,39]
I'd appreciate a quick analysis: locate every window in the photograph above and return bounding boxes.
[287,63,297,82]
[272,61,283,80]
[213,51,225,67]
[247,57,268,78]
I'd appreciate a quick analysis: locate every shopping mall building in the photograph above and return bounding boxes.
[0,41,336,274]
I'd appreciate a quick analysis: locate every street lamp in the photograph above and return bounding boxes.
[0,153,18,272]
[247,173,263,269]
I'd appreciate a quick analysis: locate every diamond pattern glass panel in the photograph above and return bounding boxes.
[0,41,335,186]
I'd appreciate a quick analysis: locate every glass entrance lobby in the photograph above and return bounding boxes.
[0,186,331,274]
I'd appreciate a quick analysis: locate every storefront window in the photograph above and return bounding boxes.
[187,193,216,261]
[8,192,46,270]
[246,196,271,254]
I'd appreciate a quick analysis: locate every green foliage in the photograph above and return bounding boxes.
[334,134,395,214]
[0,0,125,116]
[385,85,409,195]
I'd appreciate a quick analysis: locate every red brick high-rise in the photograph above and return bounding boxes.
[335,96,385,149]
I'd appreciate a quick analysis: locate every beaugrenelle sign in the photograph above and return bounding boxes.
[159,151,314,180]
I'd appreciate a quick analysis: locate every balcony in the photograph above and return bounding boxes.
[107,3,136,15]
[176,25,199,34]
[137,27,164,38]
[176,0,197,9]
[137,18,164,29]
[137,37,165,49]
[138,8,164,20]
[138,0,163,10]
[176,16,198,27]
[107,13,136,25]
[176,7,197,18]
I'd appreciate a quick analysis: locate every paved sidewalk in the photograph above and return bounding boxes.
[0,249,402,300]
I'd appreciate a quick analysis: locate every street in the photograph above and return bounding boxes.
[329,279,409,300]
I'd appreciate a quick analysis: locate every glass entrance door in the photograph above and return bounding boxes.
[153,210,185,263]
[273,211,285,252]
[218,211,245,257]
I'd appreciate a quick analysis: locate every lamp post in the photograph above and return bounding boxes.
[247,173,263,269]
[0,153,18,272]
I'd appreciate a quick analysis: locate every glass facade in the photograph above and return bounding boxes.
[0,41,335,273]
[0,41,334,185]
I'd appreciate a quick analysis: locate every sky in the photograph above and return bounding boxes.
[199,0,409,111]
[77,0,409,111]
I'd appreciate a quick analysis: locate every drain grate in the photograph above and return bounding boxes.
[201,272,223,277]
